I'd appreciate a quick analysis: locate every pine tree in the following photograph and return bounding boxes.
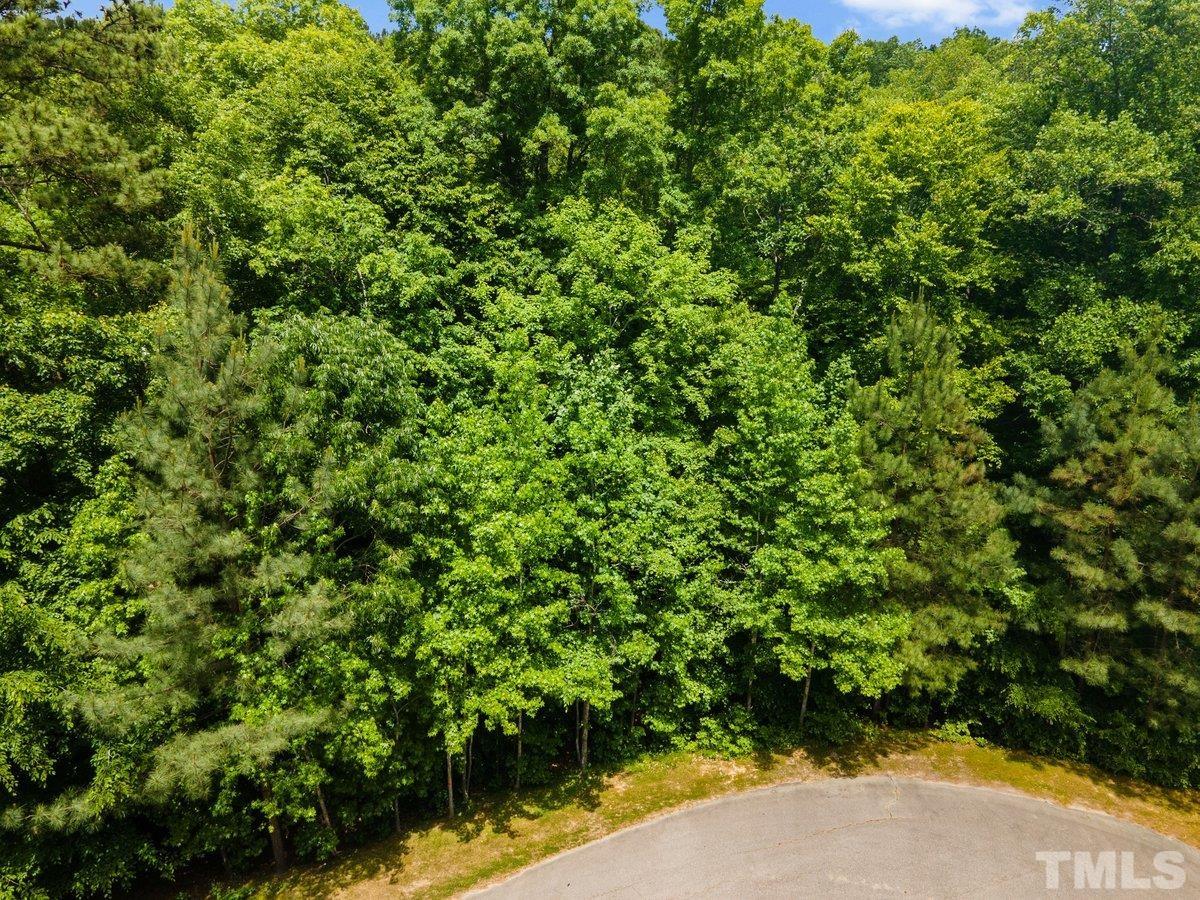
[0,0,169,567]
[0,0,165,279]
[852,304,1021,700]
[1018,337,1200,738]
[81,229,328,872]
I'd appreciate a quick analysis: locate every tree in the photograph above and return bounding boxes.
[1012,336,1200,778]
[46,231,340,879]
[0,0,169,585]
[0,0,166,277]
[804,98,1015,359]
[6,0,1200,890]
[716,313,907,723]
[391,0,661,200]
[853,304,1021,701]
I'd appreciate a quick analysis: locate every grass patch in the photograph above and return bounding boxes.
[228,732,1198,899]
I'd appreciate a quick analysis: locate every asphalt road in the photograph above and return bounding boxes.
[474,776,1200,898]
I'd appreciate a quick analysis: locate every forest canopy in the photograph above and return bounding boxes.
[1,0,1198,893]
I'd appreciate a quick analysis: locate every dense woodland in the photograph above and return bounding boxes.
[1,0,1199,892]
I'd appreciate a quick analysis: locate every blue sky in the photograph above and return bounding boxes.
[649,0,1041,42]
[65,0,1044,44]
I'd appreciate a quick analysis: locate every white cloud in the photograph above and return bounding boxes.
[838,0,1032,31]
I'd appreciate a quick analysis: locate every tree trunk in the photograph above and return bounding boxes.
[770,207,783,302]
[799,667,813,731]
[580,700,590,771]
[746,630,758,711]
[574,700,581,765]
[515,710,523,790]
[262,784,287,874]
[393,707,404,834]
[465,731,473,803]
[302,749,336,839]
[316,783,334,833]
[445,750,455,818]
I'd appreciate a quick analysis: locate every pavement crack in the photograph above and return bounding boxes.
[883,773,902,819]
[806,816,913,838]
